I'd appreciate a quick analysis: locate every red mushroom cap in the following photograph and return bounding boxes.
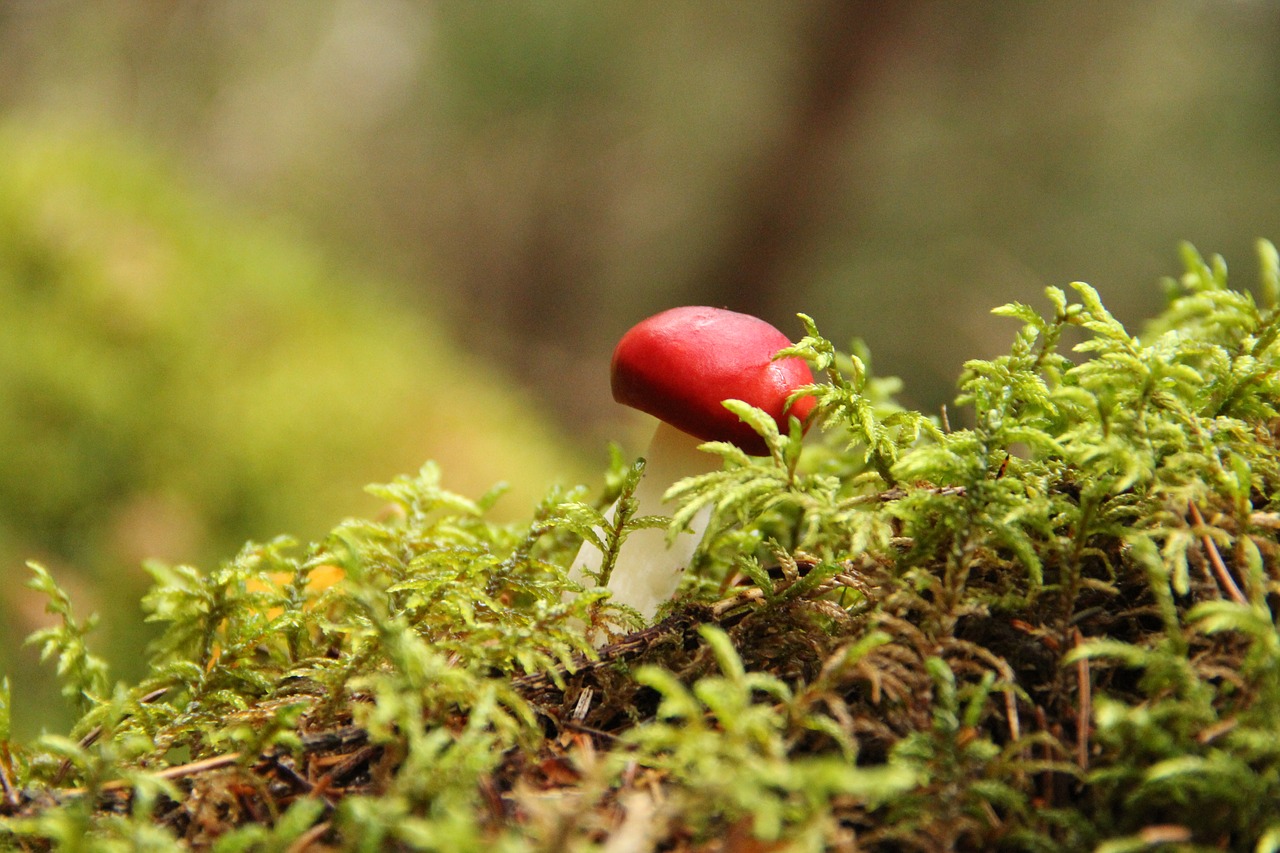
[610,306,816,456]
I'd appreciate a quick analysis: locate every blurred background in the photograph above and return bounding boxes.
[0,1,1277,736]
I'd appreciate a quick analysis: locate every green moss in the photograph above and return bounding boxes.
[4,242,1280,849]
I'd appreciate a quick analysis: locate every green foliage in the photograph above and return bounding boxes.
[24,563,111,714]
[619,625,916,843]
[664,347,909,600]
[0,121,588,737]
[0,459,603,849]
[5,243,1280,849]
[782,314,939,487]
[553,456,670,592]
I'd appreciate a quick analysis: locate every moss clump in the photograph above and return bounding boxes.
[4,242,1280,850]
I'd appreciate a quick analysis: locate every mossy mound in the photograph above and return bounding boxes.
[3,244,1280,850]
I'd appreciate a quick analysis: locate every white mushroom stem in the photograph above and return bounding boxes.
[569,421,718,621]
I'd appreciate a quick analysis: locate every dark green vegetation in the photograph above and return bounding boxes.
[5,244,1280,850]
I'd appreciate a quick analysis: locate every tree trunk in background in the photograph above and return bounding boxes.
[693,1,915,322]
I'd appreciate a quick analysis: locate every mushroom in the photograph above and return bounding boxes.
[570,306,816,622]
